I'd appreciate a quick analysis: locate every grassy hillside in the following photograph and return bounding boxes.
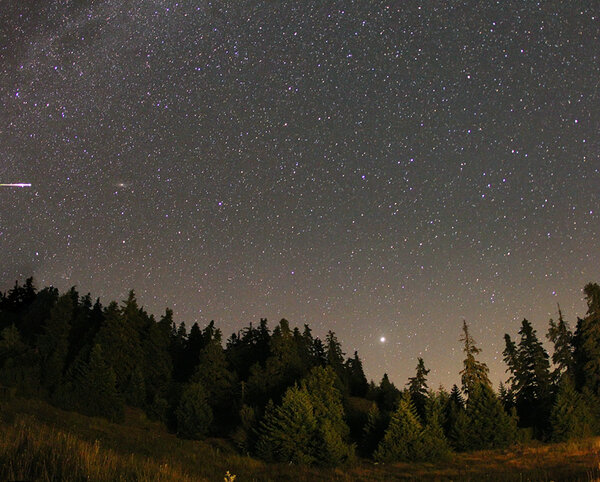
[1,395,600,481]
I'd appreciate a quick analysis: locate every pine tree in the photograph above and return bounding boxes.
[421,392,451,459]
[255,385,318,465]
[360,403,387,456]
[124,365,146,407]
[254,399,278,461]
[94,301,143,393]
[574,283,600,395]
[503,319,552,435]
[247,319,304,406]
[38,293,74,394]
[325,331,348,393]
[346,351,368,397]
[18,286,59,345]
[191,325,236,431]
[465,382,517,450]
[550,376,592,442]
[143,308,173,398]
[503,333,520,389]
[182,322,204,381]
[547,305,574,381]
[300,366,354,465]
[407,357,429,421]
[443,384,469,450]
[176,382,213,439]
[75,344,124,421]
[170,321,188,382]
[377,373,400,412]
[459,320,490,397]
[373,393,425,462]
[498,381,515,412]
[231,404,257,452]
[0,324,41,394]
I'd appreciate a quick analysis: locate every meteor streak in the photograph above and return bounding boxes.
[0,183,32,187]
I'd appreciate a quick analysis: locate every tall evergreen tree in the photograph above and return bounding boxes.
[465,382,517,450]
[407,357,429,421]
[550,375,592,442]
[443,384,469,450]
[170,321,188,382]
[38,293,74,394]
[373,392,425,462]
[421,391,451,459]
[176,382,213,439]
[503,319,552,435]
[377,373,400,412]
[346,351,368,397]
[124,365,146,407]
[94,301,143,393]
[18,286,59,345]
[255,385,318,465]
[255,367,354,466]
[74,344,124,421]
[191,323,236,431]
[459,320,490,397]
[0,324,41,394]
[325,330,348,392]
[547,305,574,382]
[143,308,174,399]
[247,319,304,406]
[300,366,354,465]
[360,403,387,456]
[573,283,600,395]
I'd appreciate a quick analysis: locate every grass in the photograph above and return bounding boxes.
[1,396,600,481]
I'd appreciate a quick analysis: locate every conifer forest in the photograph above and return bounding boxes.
[1,277,600,468]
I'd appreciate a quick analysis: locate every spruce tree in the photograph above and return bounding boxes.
[550,376,592,442]
[498,381,515,413]
[38,293,73,394]
[346,351,368,397]
[191,326,236,431]
[143,308,173,398]
[574,283,600,395]
[255,385,318,465]
[231,404,257,452]
[547,305,574,381]
[0,324,41,394]
[176,382,213,439]
[503,319,552,435]
[300,366,354,465]
[75,344,124,421]
[325,330,348,392]
[361,403,387,456]
[374,392,424,462]
[407,357,429,421]
[443,384,469,450]
[377,373,400,412]
[465,382,517,450]
[459,320,490,397]
[94,301,143,393]
[124,365,146,407]
[247,318,304,406]
[421,391,451,459]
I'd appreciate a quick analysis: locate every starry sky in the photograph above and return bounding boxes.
[1,1,599,389]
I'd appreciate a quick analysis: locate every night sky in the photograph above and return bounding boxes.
[1,1,599,389]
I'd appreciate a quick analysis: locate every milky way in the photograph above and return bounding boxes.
[1,1,598,388]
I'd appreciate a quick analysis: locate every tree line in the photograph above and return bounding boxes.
[1,278,599,466]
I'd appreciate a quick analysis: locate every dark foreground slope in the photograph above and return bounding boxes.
[1,395,599,481]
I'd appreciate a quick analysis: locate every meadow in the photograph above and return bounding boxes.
[2,395,599,481]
